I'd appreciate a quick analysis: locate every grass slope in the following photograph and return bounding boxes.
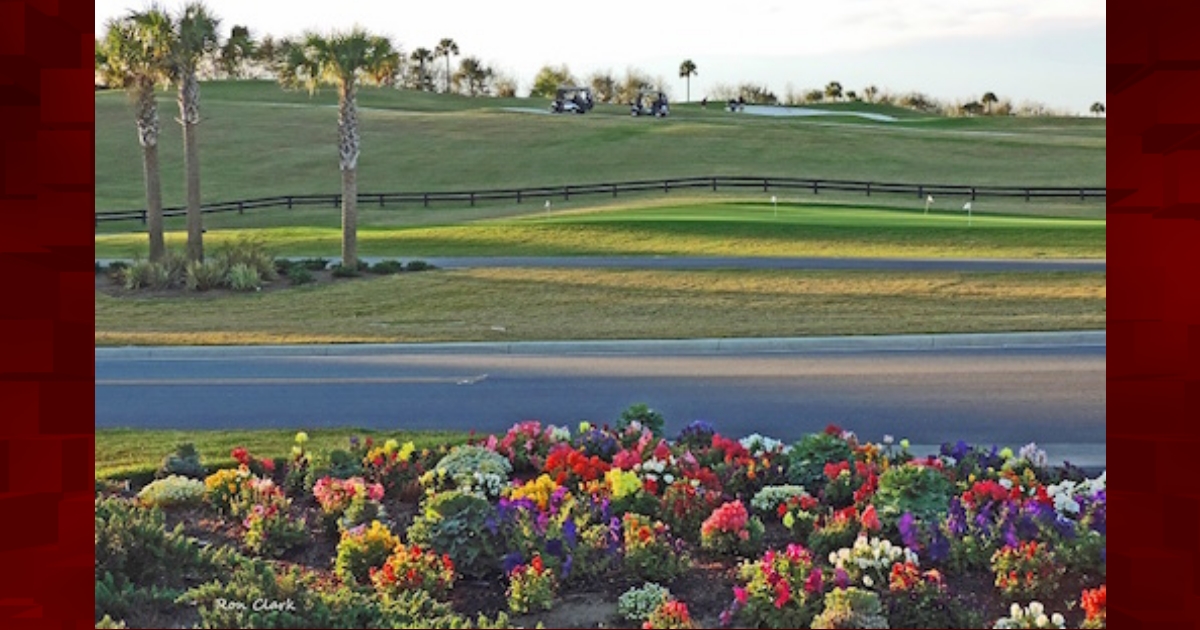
[96,80,1106,211]
[95,268,1107,346]
[95,201,1106,260]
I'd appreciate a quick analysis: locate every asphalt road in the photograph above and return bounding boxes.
[95,340,1106,465]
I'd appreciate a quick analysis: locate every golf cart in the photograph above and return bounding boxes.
[550,86,594,114]
[630,90,669,117]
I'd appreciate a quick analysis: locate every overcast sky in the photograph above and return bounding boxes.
[94,0,1106,114]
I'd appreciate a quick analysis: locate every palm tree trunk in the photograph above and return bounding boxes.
[180,72,204,262]
[135,86,165,263]
[338,80,361,268]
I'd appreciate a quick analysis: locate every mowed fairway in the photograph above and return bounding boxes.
[95,81,1105,211]
[95,268,1105,346]
[95,200,1106,260]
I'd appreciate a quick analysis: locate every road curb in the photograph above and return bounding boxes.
[96,330,1106,359]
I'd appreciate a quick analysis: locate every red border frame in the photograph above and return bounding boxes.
[4,0,1189,626]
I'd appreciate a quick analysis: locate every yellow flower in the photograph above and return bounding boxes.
[295,432,309,444]
[384,439,400,454]
[398,442,416,462]
[579,421,592,433]
[900,439,910,450]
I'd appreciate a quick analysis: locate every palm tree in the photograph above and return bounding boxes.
[863,85,878,103]
[218,25,255,79]
[276,29,400,270]
[678,59,697,103]
[981,91,998,115]
[168,2,221,263]
[454,56,491,96]
[96,11,173,263]
[825,81,843,101]
[434,38,459,93]
[1090,102,1106,117]
[410,47,433,90]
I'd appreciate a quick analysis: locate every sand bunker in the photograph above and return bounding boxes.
[740,105,898,122]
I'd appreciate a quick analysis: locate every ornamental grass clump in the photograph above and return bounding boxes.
[505,554,556,614]
[136,475,206,509]
[335,520,400,586]
[370,542,456,600]
[700,500,764,556]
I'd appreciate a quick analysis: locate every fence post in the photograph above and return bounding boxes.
[141,210,147,225]
[470,192,475,207]
[378,194,384,208]
[287,196,293,210]
[866,182,871,197]
[812,180,819,195]
[763,178,769,192]
[971,187,977,201]
[712,177,717,192]
[918,185,924,200]
[423,193,429,208]
[564,186,570,201]
[516,190,522,203]
[664,180,669,193]
[238,201,244,215]
[612,184,618,198]
[1080,188,1085,201]
[1025,189,1030,202]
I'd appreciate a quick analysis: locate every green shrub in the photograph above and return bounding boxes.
[288,266,314,286]
[331,259,367,277]
[95,613,128,628]
[811,587,888,629]
[158,442,206,479]
[121,260,171,290]
[370,259,406,274]
[407,490,499,579]
[227,263,261,291]
[616,403,666,437]
[95,572,179,627]
[95,497,232,588]
[137,475,207,508]
[786,432,853,492]
[185,259,227,291]
[406,260,435,272]
[873,463,954,528]
[215,236,277,281]
[298,257,330,271]
[106,261,128,281]
[273,258,294,276]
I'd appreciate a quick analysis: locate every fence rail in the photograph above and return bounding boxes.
[94,176,1107,224]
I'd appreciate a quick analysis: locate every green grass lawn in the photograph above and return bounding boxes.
[96,80,1106,211]
[95,427,470,481]
[95,268,1106,346]
[95,199,1106,260]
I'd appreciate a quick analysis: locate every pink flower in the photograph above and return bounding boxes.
[368,483,385,502]
[733,586,748,605]
[773,581,791,608]
[653,440,672,461]
[804,568,824,594]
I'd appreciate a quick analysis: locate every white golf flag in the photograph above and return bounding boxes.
[963,202,972,211]
[927,195,934,204]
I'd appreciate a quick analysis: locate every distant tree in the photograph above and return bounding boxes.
[824,80,843,101]
[434,38,459,93]
[95,11,173,262]
[617,68,655,104]
[678,59,697,103]
[1090,101,1106,116]
[845,90,858,102]
[862,85,878,103]
[217,24,255,78]
[587,69,617,103]
[981,91,998,114]
[409,47,434,91]
[531,64,575,98]
[454,56,492,96]
[804,89,823,104]
[275,29,401,270]
[737,83,777,104]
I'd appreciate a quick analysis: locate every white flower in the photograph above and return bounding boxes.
[663,474,675,484]
[999,478,1014,490]
[883,435,894,445]
[1028,602,1044,617]
[862,575,874,588]
[1035,614,1049,627]
[829,552,838,565]
[1010,603,1023,619]
[1051,613,1064,627]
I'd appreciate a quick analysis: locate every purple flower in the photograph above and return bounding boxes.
[929,529,950,563]
[563,519,578,547]
[560,555,573,579]
[898,512,920,549]
[536,512,550,534]
[484,516,498,535]
[1003,525,1019,548]
[946,499,967,537]
[547,538,564,558]
[502,552,524,575]
[834,567,850,589]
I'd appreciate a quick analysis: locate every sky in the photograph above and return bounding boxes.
[94,0,1106,114]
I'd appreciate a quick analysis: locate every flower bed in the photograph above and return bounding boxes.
[95,411,1106,629]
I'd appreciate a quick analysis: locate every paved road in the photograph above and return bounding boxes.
[96,256,1106,273]
[96,337,1105,466]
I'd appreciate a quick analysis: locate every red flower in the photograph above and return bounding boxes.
[653,440,672,461]
[824,424,843,436]
[773,580,791,608]
[231,447,249,465]
[531,555,544,573]
[260,457,275,473]
[861,505,881,532]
